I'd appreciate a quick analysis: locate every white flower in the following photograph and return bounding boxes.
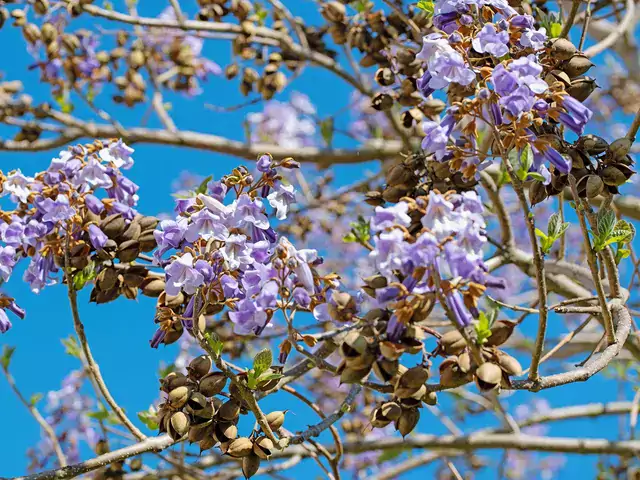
[2,170,34,203]
[267,184,297,220]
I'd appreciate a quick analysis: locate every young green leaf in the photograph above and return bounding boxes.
[30,393,43,406]
[1,345,16,371]
[596,209,617,239]
[253,348,273,377]
[416,0,434,17]
[195,175,213,195]
[204,332,224,358]
[61,336,82,359]
[320,118,334,147]
[137,407,159,430]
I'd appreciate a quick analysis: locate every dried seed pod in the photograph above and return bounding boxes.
[117,240,141,263]
[118,221,141,243]
[496,352,522,376]
[486,320,517,347]
[188,421,213,443]
[609,138,632,160]
[578,134,608,155]
[371,93,394,111]
[601,165,627,186]
[339,363,372,384]
[457,351,472,373]
[379,401,402,421]
[373,358,400,382]
[199,372,227,397]
[563,54,594,78]
[253,436,273,459]
[529,180,548,206]
[161,372,189,392]
[395,408,420,437]
[265,410,286,430]
[320,1,346,22]
[566,76,598,102]
[423,391,438,406]
[168,386,191,408]
[242,453,261,479]
[219,399,241,420]
[370,407,392,428]
[199,435,217,452]
[228,437,254,458]
[141,277,166,297]
[100,214,127,239]
[395,365,429,394]
[169,412,190,440]
[365,190,385,206]
[550,38,577,61]
[585,175,604,198]
[475,362,502,391]
[214,422,238,443]
[188,355,213,380]
[375,67,395,87]
[440,330,466,355]
[439,357,471,388]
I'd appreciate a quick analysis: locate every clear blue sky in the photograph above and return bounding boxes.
[0,1,635,478]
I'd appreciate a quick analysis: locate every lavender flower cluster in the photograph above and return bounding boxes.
[0,139,138,333]
[365,190,503,342]
[418,0,594,182]
[150,154,339,346]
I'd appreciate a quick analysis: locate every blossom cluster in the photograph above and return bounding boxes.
[0,139,139,333]
[364,190,503,342]
[418,0,594,182]
[150,154,338,346]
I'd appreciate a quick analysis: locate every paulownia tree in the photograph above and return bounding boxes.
[1,0,640,478]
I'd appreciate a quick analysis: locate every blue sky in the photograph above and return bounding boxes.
[0,1,637,478]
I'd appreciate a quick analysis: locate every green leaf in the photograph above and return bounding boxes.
[73,261,96,291]
[549,22,562,38]
[521,145,534,173]
[62,336,82,359]
[137,407,159,431]
[320,118,334,147]
[342,232,358,243]
[253,348,273,377]
[526,172,547,182]
[474,312,493,345]
[257,371,284,384]
[597,208,616,239]
[204,332,224,358]
[88,406,110,421]
[195,176,212,195]
[30,393,43,406]
[416,0,434,17]
[1,345,16,371]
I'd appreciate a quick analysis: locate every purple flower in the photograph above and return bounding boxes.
[164,253,205,295]
[2,170,34,203]
[39,195,76,223]
[417,33,455,63]
[446,290,473,327]
[206,180,227,202]
[256,280,279,309]
[535,145,572,174]
[0,246,16,282]
[1,220,24,248]
[417,71,435,98]
[232,194,269,231]
[84,194,105,215]
[185,209,229,242]
[257,154,273,173]
[267,184,297,220]
[222,234,254,270]
[427,51,476,90]
[76,157,112,189]
[422,113,456,160]
[370,229,407,277]
[98,140,134,170]
[500,86,536,117]
[280,238,318,292]
[0,309,11,333]
[194,259,215,284]
[87,224,108,250]
[371,203,411,232]
[472,24,510,57]
[386,314,406,343]
[520,28,547,50]
[24,253,58,293]
[509,56,547,93]
[154,218,188,256]
[510,14,534,29]
[293,287,311,308]
[229,299,268,335]
[559,96,593,135]
[491,64,518,96]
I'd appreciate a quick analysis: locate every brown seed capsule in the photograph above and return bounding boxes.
[544,69,571,88]
[100,214,126,239]
[379,401,402,421]
[550,38,577,61]
[601,166,627,186]
[423,391,438,406]
[242,453,261,479]
[161,372,189,392]
[266,411,286,430]
[188,355,212,380]
[140,277,165,297]
[475,362,502,391]
[375,67,395,87]
[395,408,420,437]
[440,330,466,355]
[228,437,254,458]
[563,54,594,78]
[365,190,385,207]
[496,352,522,376]
[586,175,604,198]
[118,220,141,243]
[253,436,273,459]
[486,320,517,347]
[566,76,598,102]
[609,138,632,160]
[169,412,190,440]
[320,1,346,22]
[371,93,394,111]
[168,386,191,408]
[117,240,141,263]
[396,365,429,391]
[370,409,392,428]
[199,435,217,452]
[199,371,227,397]
[578,134,609,155]
[339,364,372,384]
[219,399,241,421]
[214,422,238,443]
[529,180,548,206]
[373,358,400,382]
[188,421,213,443]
